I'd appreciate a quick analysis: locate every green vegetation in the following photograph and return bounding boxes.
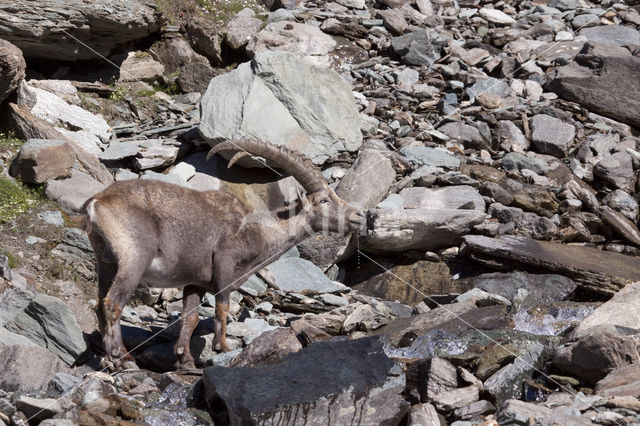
[108,85,128,102]
[0,249,19,268]
[0,132,23,150]
[197,0,266,23]
[153,80,181,96]
[0,176,35,223]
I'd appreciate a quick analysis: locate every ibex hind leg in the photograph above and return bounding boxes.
[97,245,154,372]
[174,285,205,373]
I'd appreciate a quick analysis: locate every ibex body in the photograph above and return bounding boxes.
[81,139,365,371]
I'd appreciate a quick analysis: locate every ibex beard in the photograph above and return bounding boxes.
[81,138,366,372]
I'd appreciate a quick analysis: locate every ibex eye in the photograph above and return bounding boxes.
[320,199,329,204]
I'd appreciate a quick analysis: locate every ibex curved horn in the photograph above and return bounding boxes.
[207,138,327,194]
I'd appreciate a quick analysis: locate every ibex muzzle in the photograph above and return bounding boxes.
[82,138,364,372]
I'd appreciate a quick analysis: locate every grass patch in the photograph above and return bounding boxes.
[0,132,24,150]
[197,0,266,23]
[153,81,181,96]
[0,249,19,268]
[0,177,36,223]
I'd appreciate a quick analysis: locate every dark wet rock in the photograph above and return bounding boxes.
[0,39,25,104]
[177,62,220,95]
[5,292,87,365]
[467,272,576,306]
[530,114,575,158]
[499,178,559,217]
[11,139,75,184]
[391,29,448,67]
[185,16,223,65]
[488,203,557,240]
[202,337,408,425]
[373,300,477,346]
[553,328,640,385]
[350,260,461,307]
[228,328,302,367]
[0,1,163,60]
[463,235,640,295]
[547,42,640,128]
[479,182,514,206]
[484,340,545,405]
[0,344,73,392]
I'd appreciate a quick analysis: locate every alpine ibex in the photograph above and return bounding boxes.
[81,138,366,371]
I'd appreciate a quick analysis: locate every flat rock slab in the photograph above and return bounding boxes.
[260,257,341,294]
[463,235,640,296]
[202,337,408,425]
[45,169,106,213]
[364,208,486,253]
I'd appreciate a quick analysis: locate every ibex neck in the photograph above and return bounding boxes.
[262,211,314,260]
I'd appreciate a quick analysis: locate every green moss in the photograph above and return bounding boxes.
[153,81,181,95]
[0,177,35,223]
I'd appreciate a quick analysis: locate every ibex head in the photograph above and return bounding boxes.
[207,138,366,237]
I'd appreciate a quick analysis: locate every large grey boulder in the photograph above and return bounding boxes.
[199,52,362,165]
[469,272,576,305]
[5,293,87,365]
[0,344,73,392]
[547,42,640,128]
[0,39,25,104]
[0,0,163,60]
[388,185,485,211]
[594,151,634,192]
[202,337,408,425]
[578,25,640,47]
[10,139,75,184]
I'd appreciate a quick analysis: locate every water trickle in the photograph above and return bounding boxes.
[512,304,596,336]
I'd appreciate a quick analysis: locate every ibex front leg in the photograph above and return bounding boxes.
[214,292,231,353]
[174,285,204,371]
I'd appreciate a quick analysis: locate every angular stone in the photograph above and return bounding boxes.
[16,395,62,423]
[0,39,25,104]
[578,25,640,47]
[5,293,87,365]
[432,385,480,412]
[594,151,634,192]
[336,149,395,211]
[202,337,408,425]
[118,51,164,83]
[554,329,640,384]
[438,122,486,149]
[497,120,529,152]
[466,78,513,103]
[530,114,575,158]
[407,403,441,426]
[0,344,73,392]
[426,357,459,399]
[199,52,362,165]
[463,235,640,296]
[468,272,576,305]
[364,208,486,253]
[10,139,75,184]
[226,9,264,50]
[479,8,516,25]
[260,257,341,294]
[496,400,551,424]
[595,364,640,397]
[572,282,640,338]
[45,169,106,213]
[547,42,640,128]
[391,29,448,67]
[502,153,549,176]
[228,328,302,367]
[399,146,460,169]
[484,341,545,404]
[378,8,408,35]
